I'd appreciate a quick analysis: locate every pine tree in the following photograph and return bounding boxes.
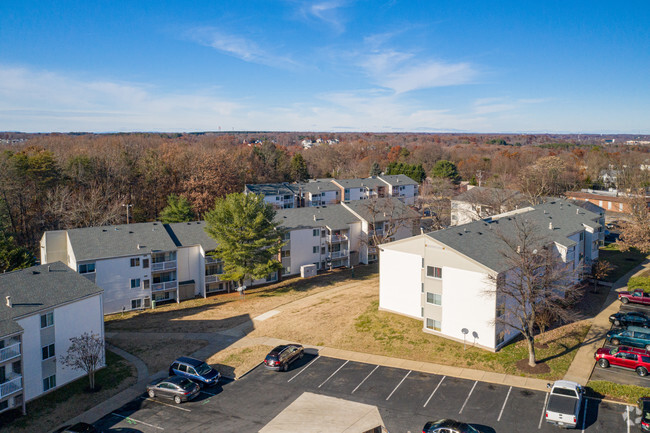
[290,154,310,182]
[369,162,381,176]
[160,194,195,223]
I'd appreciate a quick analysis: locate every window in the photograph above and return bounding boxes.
[130,258,140,267]
[313,229,320,237]
[0,400,7,411]
[131,299,143,309]
[579,232,584,241]
[143,279,150,290]
[426,266,442,278]
[42,343,55,360]
[40,312,54,328]
[281,250,290,258]
[143,258,149,268]
[78,263,95,274]
[283,232,291,241]
[43,374,56,392]
[619,203,623,211]
[421,258,424,268]
[313,246,319,254]
[426,293,442,305]
[421,307,424,317]
[321,246,326,254]
[426,319,441,331]
[130,278,141,289]
[421,283,424,293]
[283,266,291,274]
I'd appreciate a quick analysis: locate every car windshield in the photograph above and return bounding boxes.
[179,378,196,390]
[196,362,213,376]
[610,348,618,355]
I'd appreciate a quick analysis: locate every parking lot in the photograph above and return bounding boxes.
[95,355,636,433]
[590,301,650,388]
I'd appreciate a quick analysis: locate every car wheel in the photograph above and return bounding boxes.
[299,352,304,359]
[621,297,629,304]
[611,338,620,346]
[283,363,288,372]
[646,345,650,351]
[637,367,648,377]
[614,320,621,326]
[148,389,155,398]
[598,359,610,368]
[174,395,182,404]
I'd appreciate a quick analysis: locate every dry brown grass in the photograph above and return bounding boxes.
[206,345,273,378]
[107,335,209,374]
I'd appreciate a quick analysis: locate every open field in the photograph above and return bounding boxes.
[0,350,135,433]
[598,244,647,282]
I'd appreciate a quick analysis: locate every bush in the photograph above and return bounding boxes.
[628,276,650,292]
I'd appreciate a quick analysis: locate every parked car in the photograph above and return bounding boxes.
[606,326,650,351]
[147,376,200,404]
[422,419,483,433]
[263,344,304,371]
[609,311,650,327]
[619,290,650,306]
[594,346,650,376]
[54,423,98,433]
[169,356,221,387]
[638,397,650,431]
[545,380,584,429]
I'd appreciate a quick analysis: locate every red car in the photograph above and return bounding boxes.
[594,346,650,376]
[619,289,650,305]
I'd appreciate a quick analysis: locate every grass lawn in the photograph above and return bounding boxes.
[587,380,649,405]
[104,264,377,334]
[106,336,209,374]
[598,244,647,282]
[0,350,135,433]
[206,345,273,378]
[250,278,590,380]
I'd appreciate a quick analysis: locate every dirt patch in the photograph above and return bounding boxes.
[516,359,551,375]
[206,344,273,378]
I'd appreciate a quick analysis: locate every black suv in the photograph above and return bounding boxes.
[263,344,304,371]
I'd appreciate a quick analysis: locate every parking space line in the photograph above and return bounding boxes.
[581,398,588,432]
[352,365,379,394]
[386,370,411,401]
[628,405,631,433]
[111,412,164,430]
[288,355,320,383]
[497,386,512,421]
[423,376,445,408]
[318,360,349,388]
[200,390,218,397]
[458,381,477,414]
[539,392,549,429]
[142,397,191,412]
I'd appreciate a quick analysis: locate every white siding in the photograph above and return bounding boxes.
[96,256,152,314]
[16,314,41,401]
[177,245,203,296]
[288,229,321,275]
[40,231,67,264]
[379,247,422,319]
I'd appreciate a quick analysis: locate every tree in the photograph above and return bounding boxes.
[518,156,578,205]
[417,177,454,230]
[61,332,105,391]
[487,218,581,367]
[204,193,284,288]
[160,194,195,223]
[617,194,650,253]
[431,160,460,182]
[289,153,310,182]
[359,198,420,248]
[0,229,35,272]
[369,162,381,177]
[591,259,613,293]
[385,162,426,183]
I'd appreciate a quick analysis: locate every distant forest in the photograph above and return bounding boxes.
[1,131,649,254]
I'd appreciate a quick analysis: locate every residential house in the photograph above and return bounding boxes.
[379,199,602,352]
[565,189,650,214]
[244,184,297,209]
[294,180,341,207]
[0,262,104,415]
[377,174,419,205]
[331,177,388,202]
[451,186,527,226]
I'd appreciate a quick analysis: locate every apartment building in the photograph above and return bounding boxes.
[565,189,650,214]
[244,183,297,209]
[375,174,419,205]
[0,262,104,415]
[450,186,527,226]
[379,199,603,351]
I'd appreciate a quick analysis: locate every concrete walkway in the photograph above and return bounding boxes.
[563,259,650,385]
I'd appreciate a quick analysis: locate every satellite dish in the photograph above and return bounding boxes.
[472,331,479,339]
[461,328,469,335]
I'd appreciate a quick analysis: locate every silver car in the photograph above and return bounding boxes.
[146,376,200,404]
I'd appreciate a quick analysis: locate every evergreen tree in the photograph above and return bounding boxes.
[160,194,195,223]
[289,153,310,182]
[0,229,35,273]
[369,162,381,177]
[431,160,460,181]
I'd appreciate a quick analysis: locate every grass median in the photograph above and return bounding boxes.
[587,380,649,404]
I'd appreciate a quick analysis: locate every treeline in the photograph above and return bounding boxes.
[0,132,649,257]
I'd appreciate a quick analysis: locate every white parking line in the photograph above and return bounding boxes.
[318,360,349,388]
[111,412,164,430]
[458,381,477,414]
[539,392,550,429]
[423,376,445,408]
[143,397,191,412]
[628,405,631,433]
[497,386,512,421]
[288,355,320,383]
[200,390,219,397]
[581,398,588,432]
[352,365,379,394]
[386,370,411,401]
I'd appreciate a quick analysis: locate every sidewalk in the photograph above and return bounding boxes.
[563,259,650,385]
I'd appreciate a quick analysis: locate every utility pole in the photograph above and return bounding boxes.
[122,203,133,224]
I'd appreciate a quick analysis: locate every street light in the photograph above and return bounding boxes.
[122,203,133,224]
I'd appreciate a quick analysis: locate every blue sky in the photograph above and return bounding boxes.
[1,1,648,133]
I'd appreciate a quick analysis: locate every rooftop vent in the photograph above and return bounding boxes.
[115,228,119,231]
[129,231,134,234]
[48,265,51,272]
[102,229,107,232]
[313,215,317,221]
[32,270,39,275]
[576,208,580,214]
[549,222,553,230]
[517,246,521,253]
[5,296,11,308]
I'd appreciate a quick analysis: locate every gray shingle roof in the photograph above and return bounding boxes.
[343,198,420,223]
[0,262,103,337]
[295,180,340,194]
[332,177,386,189]
[245,183,296,196]
[164,221,218,251]
[67,222,177,261]
[379,174,418,186]
[275,204,360,231]
[453,186,524,203]
[427,198,602,273]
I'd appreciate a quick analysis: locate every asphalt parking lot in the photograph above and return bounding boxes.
[590,301,650,387]
[94,354,637,433]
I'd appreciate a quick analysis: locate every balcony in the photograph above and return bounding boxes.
[152,281,178,292]
[327,234,348,243]
[205,256,220,264]
[369,229,384,238]
[0,375,22,399]
[152,260,177,272]
[0,343,21,363]
[205,275,221,284]
[329,250,349,259]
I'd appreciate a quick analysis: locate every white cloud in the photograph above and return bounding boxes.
[296,0,348,33]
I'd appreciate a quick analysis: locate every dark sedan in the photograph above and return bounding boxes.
[146,376,200,404]
[423,419,483,433]
[609,311,650,327]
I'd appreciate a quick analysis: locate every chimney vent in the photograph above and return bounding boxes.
[517,245,521,253]
[576,208,580,214]
[313,215,317,221]
[48,265,51,272]
[549,222,553,230]
[5,296,11,308]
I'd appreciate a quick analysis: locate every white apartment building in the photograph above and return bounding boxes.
[244,183,297,209]
[0,262,104,415]
[379,199,603,352]
[377,174,419,205]
[450,186,527,226]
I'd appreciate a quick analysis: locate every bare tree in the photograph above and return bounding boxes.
[455,186,525,222]
[61,332,105,390]
[358,198,420,248]
[518,156,578,205]
[487,218,582,367]
[591,259,614,293]
[417,177,454,230]
[617,193,650,253]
